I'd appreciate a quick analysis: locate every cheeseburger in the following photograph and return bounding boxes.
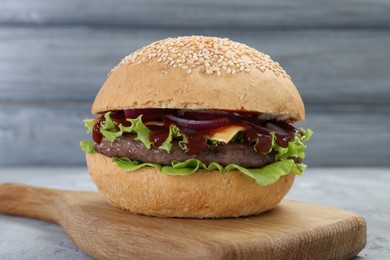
[80,36,312,218]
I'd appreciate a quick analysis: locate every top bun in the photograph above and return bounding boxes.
[92,36,305,122]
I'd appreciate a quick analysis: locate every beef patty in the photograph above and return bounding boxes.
[94,134,276,168]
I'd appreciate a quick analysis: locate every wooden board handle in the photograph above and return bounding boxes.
[0,183,63,223]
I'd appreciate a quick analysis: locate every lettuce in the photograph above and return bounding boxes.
[80,141,96,154]
[98,112,153,148]
[126,116,153,149]
[158,124,183,153]
[274,128,313,161]
[99,112,122,141]
[83,119,95,134]
[101,112,188,153]
[112,157,299,186]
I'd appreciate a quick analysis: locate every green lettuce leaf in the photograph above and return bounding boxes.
[158,124,178,152]
[80,141,96,154]
[99,112,122,141]
[83,119,95,134]
[274,128,313,161]
[291,162,307,176]
[126,116,153,149]
[112,157,162,172]
[112,157,304,186]
[98,112,154,149]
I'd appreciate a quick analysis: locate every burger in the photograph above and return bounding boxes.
[80,36,312,218]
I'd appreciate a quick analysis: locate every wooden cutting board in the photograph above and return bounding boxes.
[0,183,366,260]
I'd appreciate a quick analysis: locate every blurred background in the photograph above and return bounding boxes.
[0,0,389,168]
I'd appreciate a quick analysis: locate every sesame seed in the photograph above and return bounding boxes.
[113,36,290,77]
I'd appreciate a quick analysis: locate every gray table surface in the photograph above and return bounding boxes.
[0,167,389,260]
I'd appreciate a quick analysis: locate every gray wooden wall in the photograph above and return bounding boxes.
[1,0,389,167]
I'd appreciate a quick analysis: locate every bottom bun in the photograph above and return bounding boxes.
[86,153,295,218]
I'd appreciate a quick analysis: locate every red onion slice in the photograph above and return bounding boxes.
[178,109,235,120]
[265,122,294,147]
[243,121,292,148]
[271,120,299,134]
[165,114,231,129]
[242,121,272,135]
[265,122,290,136]
[124,108,174,119]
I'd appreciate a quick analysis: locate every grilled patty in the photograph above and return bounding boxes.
[94,134,276,168]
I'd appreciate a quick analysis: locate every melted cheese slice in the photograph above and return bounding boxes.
[208,125,245,143]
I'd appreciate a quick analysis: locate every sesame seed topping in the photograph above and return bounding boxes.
[111,36,290,78]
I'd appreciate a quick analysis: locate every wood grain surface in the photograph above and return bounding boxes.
[0,0,389,167]
[0,183,367,260]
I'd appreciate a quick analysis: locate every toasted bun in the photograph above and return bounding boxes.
[92,36,305,122]
[86,153,295,218]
